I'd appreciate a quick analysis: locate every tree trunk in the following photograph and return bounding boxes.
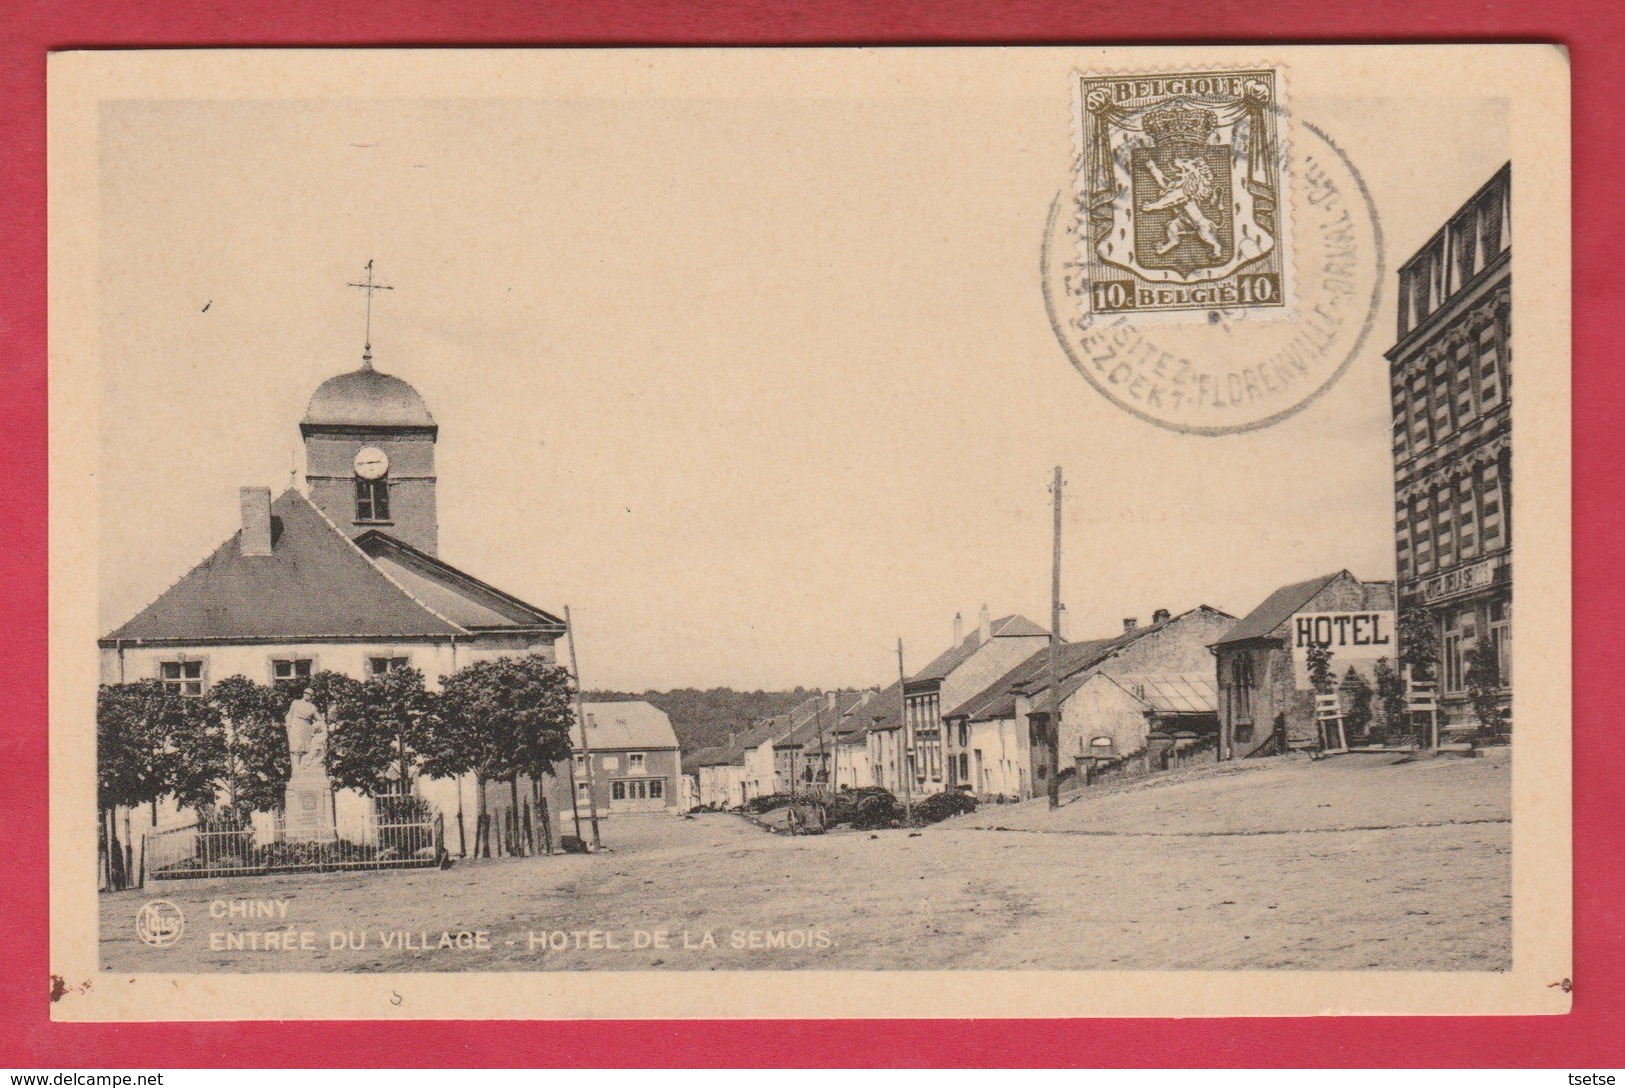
[397,728,411,796]
[510,776,522,856]
[105,807,126,892]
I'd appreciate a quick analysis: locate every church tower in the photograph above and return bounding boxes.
[300,357,439,555]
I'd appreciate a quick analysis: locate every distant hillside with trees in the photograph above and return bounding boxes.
[583,687,819,752]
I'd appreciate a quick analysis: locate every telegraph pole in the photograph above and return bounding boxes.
[564,605,601,848]
[897,638,913,822]
[1048,466,1064,811]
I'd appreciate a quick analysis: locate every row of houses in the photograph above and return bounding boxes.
[685,572,1397,808]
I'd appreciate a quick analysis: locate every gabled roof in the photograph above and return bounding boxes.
[1212,571,1349,646]
[684,745,731,769]
[911,614,1048,684]
[102,490,467,644]
[951,606,1234,720]
[777,691,867,750]
[578,701,679,750]
[101,489,563,646]
[855,680,905,734]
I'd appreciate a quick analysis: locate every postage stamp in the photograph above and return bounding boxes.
[1074,68,1290,321]
[1047,96,1382,435]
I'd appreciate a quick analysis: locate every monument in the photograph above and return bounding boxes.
[283,689,336,841]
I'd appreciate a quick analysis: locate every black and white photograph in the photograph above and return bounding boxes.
[47,45,1571,1021]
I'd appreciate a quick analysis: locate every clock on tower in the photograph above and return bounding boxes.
[299,362,439,554]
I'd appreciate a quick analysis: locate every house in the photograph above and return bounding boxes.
[691,739,750,809]
[772,691,869,794]
[99,351,566,851]
[831,695,876,792]
[944,605,1234,796]
[1212,572,1398,757]
[541,701,683,822]
[860,682,908,794]
[906,607,1050,794]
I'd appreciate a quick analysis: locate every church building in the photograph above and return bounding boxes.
[100,303,566,839]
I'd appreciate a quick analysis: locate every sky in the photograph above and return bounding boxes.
[94,55,1509,691]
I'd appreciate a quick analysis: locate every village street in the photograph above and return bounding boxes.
[101,750,1510,973]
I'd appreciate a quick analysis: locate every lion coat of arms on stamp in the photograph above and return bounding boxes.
[1074,68,1289,319]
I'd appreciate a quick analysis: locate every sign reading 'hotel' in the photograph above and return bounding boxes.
[1290,610,1396,686]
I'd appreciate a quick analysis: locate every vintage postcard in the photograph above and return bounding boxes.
[47,45,1571,1021]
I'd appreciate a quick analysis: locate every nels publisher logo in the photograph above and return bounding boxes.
[135,899,184,947]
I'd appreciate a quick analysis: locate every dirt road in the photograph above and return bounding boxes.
[100,749,1509,973]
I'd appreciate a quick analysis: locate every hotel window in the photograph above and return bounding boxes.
[271,657,313,694]
[1442,609,1475,695]
[1453,213,1478,285]
[627,752,646,774]
[1409,377,1429,448]
[957,722,968,747]
[1456,479,1479,559]
[1431,359,1454,440]
[368,656,409,677]
[1478,326,1503,409]
[1479,189,1503,254]
[1455,343,1478,424]
[1414,499,1435,575]
[1489,600,1511,687]
[1433,488,1455,569]
[1480,466,1505,549]
[576,780,590,798]
[159,659,205,697]
[649,778,664,799]
[355,477,390,522]
[1408,268,1428,332]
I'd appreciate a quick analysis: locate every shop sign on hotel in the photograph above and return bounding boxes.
[1419,555,1507,604]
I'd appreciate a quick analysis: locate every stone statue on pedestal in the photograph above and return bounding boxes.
[285,690,327,772]
[283,688,335,842]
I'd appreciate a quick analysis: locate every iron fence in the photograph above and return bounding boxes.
[143,810,444,882]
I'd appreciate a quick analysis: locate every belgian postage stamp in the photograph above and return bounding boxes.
[45,46,1571,1024]
[1074,68,1290,322]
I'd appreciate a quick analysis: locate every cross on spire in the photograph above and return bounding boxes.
[347,259,394,370]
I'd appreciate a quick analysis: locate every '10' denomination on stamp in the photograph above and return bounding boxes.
[1075,68,1289,319]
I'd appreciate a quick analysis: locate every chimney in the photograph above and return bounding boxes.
[239,487,273,557]
[1123,617,1138,632]
[978,604,992,645]
[1057,603,1069,640]
[953,612,964,645]
[826,690,839,709]
[1152,608,1171,624]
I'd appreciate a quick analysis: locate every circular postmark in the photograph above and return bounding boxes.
[135,899,185,947]
[1045,117,1384,435]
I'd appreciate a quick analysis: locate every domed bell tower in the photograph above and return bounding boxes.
[301,264,438,554]
[300,356,439,555]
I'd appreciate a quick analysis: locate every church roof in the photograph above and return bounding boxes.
[301,364,435,431]
[100,489,561,645]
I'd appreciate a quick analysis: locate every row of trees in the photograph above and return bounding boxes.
[97,654,579,880]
